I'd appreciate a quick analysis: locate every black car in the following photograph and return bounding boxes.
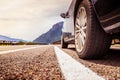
[61,0,120,59]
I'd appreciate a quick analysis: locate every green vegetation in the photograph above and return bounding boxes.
[26,42,40,45]
[0,41,40,46]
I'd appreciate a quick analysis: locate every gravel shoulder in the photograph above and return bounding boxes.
[60,44,120,80]
[0,45,64,80]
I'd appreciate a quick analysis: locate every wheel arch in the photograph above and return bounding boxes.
[74,0,99,24]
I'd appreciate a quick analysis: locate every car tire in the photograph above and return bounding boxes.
[75,0,112,59]
[61,35,68,48]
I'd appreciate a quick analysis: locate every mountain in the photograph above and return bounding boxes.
[0,35,26,42]
[33,22,63,44]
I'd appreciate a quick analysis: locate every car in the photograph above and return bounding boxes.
[61,0,120,59]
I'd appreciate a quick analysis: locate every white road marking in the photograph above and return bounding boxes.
[54,46,105,80]
[0,46,40,54]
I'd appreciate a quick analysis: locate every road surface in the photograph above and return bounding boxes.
[0,45,120,80]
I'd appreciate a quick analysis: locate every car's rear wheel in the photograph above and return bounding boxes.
[75,0,112,59]
[61,35,68,48]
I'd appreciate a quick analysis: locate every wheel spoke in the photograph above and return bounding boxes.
[82,26,86,30]
[75,30,80,33]
[78,35,83,49]
[79,32,85,45]
[83,17,87,26]
[76,18,81,27]
[75,33,79,39]
[75,24,80,29]
[80,29,86,38]
[76,35,81,50]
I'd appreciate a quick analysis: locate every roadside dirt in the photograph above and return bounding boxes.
[61,44,120,80]
[0,46,64,80]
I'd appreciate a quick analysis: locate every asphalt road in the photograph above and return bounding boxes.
[61,44,120,80]
[0,45,120,80]
[0,45,64,80]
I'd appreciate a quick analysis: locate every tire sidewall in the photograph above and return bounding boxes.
[75,0,96,57]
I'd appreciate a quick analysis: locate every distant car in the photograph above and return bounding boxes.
[61,0,120,59]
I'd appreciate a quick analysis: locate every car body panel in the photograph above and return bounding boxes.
[62,0,120,38]
[62,0,76,36]
[92,0,120,33]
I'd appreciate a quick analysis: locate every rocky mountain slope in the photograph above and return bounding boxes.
[33,22,63,44]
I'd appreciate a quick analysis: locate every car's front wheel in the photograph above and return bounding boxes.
[75,0,112,59]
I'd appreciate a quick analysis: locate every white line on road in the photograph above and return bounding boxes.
[0,46,40,55]
[54,46,105,80]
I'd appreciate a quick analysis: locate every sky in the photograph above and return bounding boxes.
[0,0,72,41]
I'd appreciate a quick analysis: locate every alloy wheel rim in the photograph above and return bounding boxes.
[75,7,87,52]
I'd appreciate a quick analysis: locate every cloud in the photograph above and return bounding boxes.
[0,0,71,41]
